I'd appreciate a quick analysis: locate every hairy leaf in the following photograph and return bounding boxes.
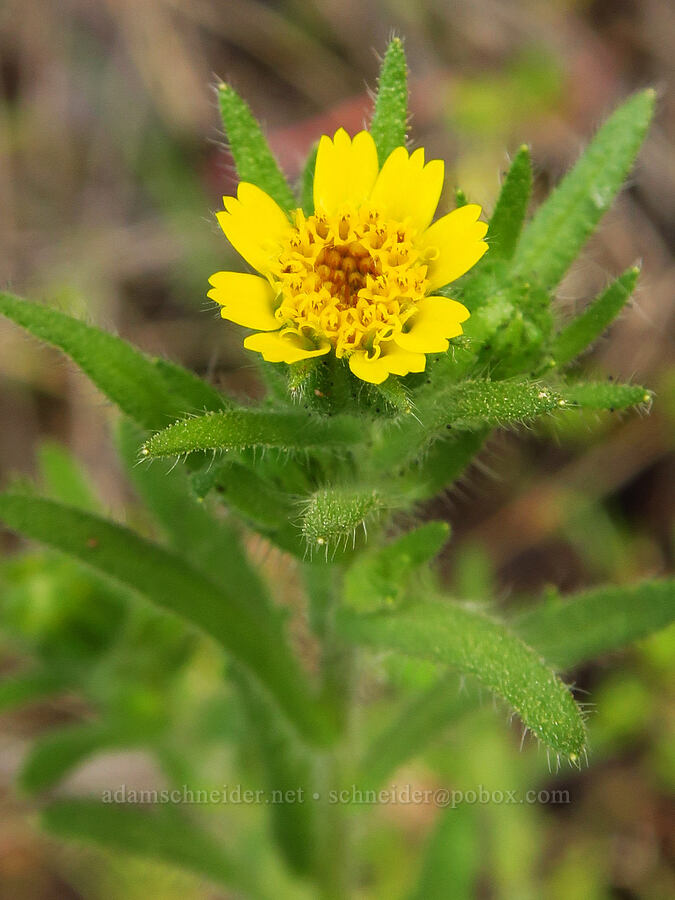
[512,90,655,289]
[339,602,586,757]
[551,267,640,367]
[372,381,562,470]
[361,578,674,787]
[0,493,334,746]
[370,37,408,164]
[153,358,228,414]
[302,487,383,553]
[515,579,675,669]
[0,292,217,430]
[562,381,651,410]
[143,409,363,458]
[486,145,532,260]
[218,83,295,212]
[344,522,450,612]
[118,422,271,606]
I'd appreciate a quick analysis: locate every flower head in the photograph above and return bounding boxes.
[209,129,487,384]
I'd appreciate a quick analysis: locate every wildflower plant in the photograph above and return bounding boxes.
[0,38,673,898]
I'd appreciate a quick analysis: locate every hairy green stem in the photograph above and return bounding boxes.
[309,566,355,897]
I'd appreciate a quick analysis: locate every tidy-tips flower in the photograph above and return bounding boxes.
[209,129,488,384]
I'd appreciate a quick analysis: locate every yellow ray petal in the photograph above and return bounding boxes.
[313,129,379,215]
[208,271,280,331]
[244,330,331,364]
[394,296,470,353]
[216,182,292,277]
[419,204,488,291]
[369,147,444,232]
[348,342,426,384]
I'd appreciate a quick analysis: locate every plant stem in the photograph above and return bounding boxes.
[308,564,355,898]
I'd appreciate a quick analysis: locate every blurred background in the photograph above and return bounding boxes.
[0,0,673,897]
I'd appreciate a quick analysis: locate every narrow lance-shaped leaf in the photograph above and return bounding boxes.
[218,83,296,212]
[0,670,64,714]
[551,267,640,367]
[360,577,675,788]
[344,522,450,612]
[562,381,651,410]
[153,357,228,414]
[515,579,675,669]
[20,721,136,794]
[339,601,586,757]
[42,800,261,897]
[0,493,335,746]
[370,37,408,164]
[396,431,488,502]
[0,292,224,430]
[360,677,476,790]
[421,379,564,431]
[410,804,481,900]
[233,668,317,876]
[38,441,99,512]
[512,90,655,289]
[372,381,562,470]
[143,409,363,458]
[486,145,532,260]
[118,421,272,606]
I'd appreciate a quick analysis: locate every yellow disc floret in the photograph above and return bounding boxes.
[209,129,488,384]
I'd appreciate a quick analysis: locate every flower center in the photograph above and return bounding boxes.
[271,205,430,356]
[313,241,380,308]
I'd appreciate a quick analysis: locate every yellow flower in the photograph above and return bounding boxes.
[209,129,488,384]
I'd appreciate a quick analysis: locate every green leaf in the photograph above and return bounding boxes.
[218,83,296,212]
[118,422,271,607]
[20,722,132,793]
[360,676,476,789]
[43,800,255,896]
[0,493,335,746]
[0,292,217,430]
[360,578,675,787]
[233,668,317,876]
[0,670,63,713]
[561,381,651,410]
[551,267,640,367]
[38,442,98,512]
[486,145,532,260]
[153,358,228,414]
[515,579,675,669]
[410,804,480,900]
[300,142,318,216]
[370,37,408,165]
[395,431,488,501]
[302,487,383,554]
[143,409,363,458]
[512,90,655,289]
[339,601,586,757]
[344,522,450,612]
[434,380,564,429]
[372,381,562,470]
